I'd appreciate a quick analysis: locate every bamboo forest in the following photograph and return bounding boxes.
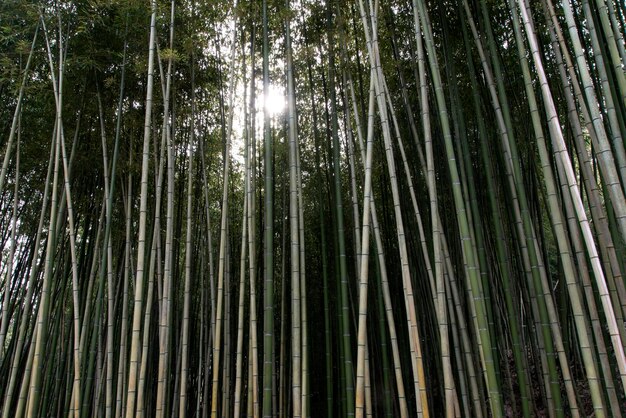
[2,0,626,416]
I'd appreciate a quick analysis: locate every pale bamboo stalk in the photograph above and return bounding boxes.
[246,24,260,418]
[222,225,232,418]
[196,281,205,418]
[338,38,363,280]
[179,42,197,418]
[445,275,471,418]
[137,42,171,416]
[115,161,132,418]
[199,115,216,347]
[136,234,159,418]
[285,3,302,415]
[96,88,118,418]
[135,105,172,413]
[155,1,177,414]
[124,1,157,414]
[276,115,288,418]
[295,117,308,418]
[59,107,82,418]
[364,341,372,418]
[233,194,248,418]
[353,47,376,418]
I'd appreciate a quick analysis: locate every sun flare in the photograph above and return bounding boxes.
[263,84,286,116]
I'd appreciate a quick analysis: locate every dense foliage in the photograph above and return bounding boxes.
[1,0,625,417]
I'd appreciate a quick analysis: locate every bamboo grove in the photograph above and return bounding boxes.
[1,0,626,416]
